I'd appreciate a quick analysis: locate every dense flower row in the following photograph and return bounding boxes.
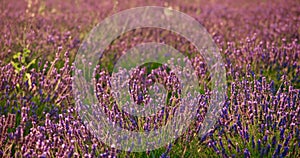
[202,73,299,157]
[0,0,299,157]
[1,50,299,157]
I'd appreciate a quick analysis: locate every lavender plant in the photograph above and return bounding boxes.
[0,0,299,157]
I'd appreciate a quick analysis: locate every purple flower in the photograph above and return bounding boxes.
[273,144,282,157]
[265,144,271,156]
[244,131,249,141]
[243,148,250,158]
[280,128,285,141]
[160,153,169,158]
[281,146,289,157]
[284,135,291,146]
[257,139,261,151]
[251,136,255,149]
[263,135,268,143]
[236,144,240,153]
[272,136,277,148]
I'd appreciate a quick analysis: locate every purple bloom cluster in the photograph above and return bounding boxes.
[200,71,299,157]
[0,0,300,157]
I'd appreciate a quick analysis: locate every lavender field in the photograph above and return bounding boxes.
[0,0,300,157]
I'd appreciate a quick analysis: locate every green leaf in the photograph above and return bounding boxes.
[10,61,21,72]
[21,55,26,64]
[22,48,31,63]
[25,59,36,69]
[25,73,32,89]
[23,48,31,57]
[12,52,22,59]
